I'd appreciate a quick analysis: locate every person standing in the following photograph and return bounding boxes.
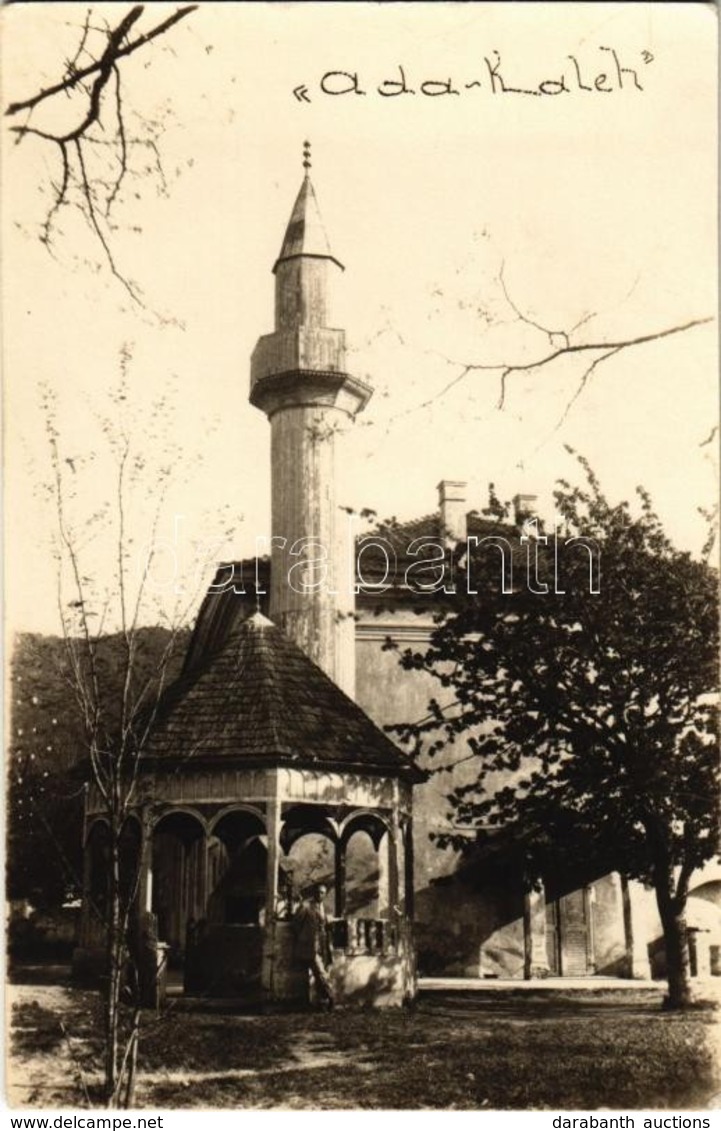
[293,882,335,1009]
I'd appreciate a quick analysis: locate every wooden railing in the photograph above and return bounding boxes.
[330,917,398,956]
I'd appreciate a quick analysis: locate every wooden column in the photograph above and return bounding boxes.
[523,881,551,979]
[388,793,401,922]
[137,806,153,917]
[196,833,210,922]
[334,838,346,918]
[261,774,281,997]
[79,834,93,947]
[621,873,652,979]
[403,818,415,920]
[78,786,92,947]
[584,885,597,974]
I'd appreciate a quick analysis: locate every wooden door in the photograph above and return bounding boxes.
[545,899,561,974]
[559,889,591,976]
[546,888,593,976]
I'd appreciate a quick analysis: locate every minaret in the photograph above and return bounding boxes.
[250,144,372,696]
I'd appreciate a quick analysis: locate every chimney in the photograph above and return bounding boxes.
[513,493,538,526]
[437,480,468,546]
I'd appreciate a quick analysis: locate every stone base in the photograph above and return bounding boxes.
[74,921,418,1009]
[527,964,551,979]
[268,922,416,1008]
[71,945,107,985]
[626,958,653,979]
[330,951,415,1007]
[188,924,264,1000]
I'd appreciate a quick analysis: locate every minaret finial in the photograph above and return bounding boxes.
[302,140,312,172]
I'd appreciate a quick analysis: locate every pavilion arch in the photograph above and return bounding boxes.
[278,806,337,913]
[284,830,335,911]
[85,820,111,929]
[208,804,266,839]
[206,808,269,927]
[342,827,381,918]
[152,809,208,957]
[280,804,339,854]
[84,813,142,846]
[118,815,142,914]
[83,817,141,915]
[151,806,209,838]
[339,812,393,920]
[340,809,391,850]
[84,816,110,848]
[81,818,141,945]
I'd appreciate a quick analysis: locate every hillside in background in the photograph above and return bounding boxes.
[7,627,189,909]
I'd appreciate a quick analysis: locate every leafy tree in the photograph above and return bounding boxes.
[392,454,719,1009]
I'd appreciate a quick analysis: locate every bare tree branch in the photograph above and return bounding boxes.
[6,5,197,304]
[106,66,127,215]
[700,425,718,449]
[9,6,145,147]
[542,345,623,436]
[5,6,197,118]
[74,134,141,303]
[387,314,714,430]
[490,316,714,381]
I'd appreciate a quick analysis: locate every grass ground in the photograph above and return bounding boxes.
[7,971,720,1111]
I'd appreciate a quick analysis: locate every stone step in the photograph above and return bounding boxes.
[418,976,663,995]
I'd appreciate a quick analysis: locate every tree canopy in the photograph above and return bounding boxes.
[392,455,718,1003]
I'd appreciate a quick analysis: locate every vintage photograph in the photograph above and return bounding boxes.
[3,1,719,1113]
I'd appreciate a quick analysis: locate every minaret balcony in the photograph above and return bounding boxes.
[250,328,372,417]
[251,326,346,385]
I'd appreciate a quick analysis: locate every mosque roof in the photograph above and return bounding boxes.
[145,611,421,780]
[183,510,516,674]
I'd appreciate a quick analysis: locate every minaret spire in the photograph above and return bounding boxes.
[273,148,342,278]
[250,150,373,696]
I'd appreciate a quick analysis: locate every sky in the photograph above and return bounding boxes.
[2,1,718,635]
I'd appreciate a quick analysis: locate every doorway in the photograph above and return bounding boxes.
[546,887,594,976]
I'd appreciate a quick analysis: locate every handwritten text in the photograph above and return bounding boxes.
[292,47,653,103]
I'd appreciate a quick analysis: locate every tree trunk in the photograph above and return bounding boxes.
[105,832,122,1105]
[122,1012,140,1108]
[655,874,693,1010]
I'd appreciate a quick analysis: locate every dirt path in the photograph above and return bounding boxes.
[133,1028,373,1108]
[7,976,718,1110]
[7,984,371,1110]
[7,984,99,1108]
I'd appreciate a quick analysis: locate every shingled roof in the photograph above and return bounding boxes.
[145,612,420,780]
